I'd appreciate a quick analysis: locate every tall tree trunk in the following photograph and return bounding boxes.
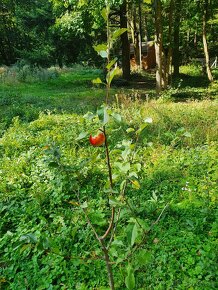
[120,0,130,80]
[138,0,142,69]
[154,0,163,93]
[163,0,174,88]
[132,4,140,66]
[172,0,181,77]
[202,0,213,82]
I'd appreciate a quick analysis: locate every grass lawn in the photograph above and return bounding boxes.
[0,64,218,289]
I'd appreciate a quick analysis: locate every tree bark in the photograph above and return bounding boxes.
[138,0,142,69]
[202,0,213,82]
[154,0,163,93]
[163,0,174,88]
[172,0,181,77]
[120,0,130,80]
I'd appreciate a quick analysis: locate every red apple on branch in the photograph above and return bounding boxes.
[89,132,105,147]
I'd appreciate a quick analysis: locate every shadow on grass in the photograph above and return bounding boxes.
[173,73,210,89]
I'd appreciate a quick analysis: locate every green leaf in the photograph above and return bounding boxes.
[75,132,88,141]
[78,0,87,7]
[97,107,104,119]
[136,123,148,135]
[131,223,138,246]
[125,265,135,290]
[101,8,107,21]
[109,198,124,207]
[134,163,141,172]
[99,51,108,58]
[20,233,38,243]
[121,148,131,160]
[129,171,138,179]
[126,127,135,133]
[106,66,120,86]
[106,58,118,70]
[90,212,107,226]
[135,249,152,267]
[111,239,124,247]
[92,78,103,84]
[93,44,108,58]
[143,0,152,3]
[112,28,128,40]
[115,162,130,174]
[93,44,107,53]
[103,106,109,125]
[131,179,140,189]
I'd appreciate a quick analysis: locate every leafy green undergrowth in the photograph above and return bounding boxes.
[0,100,217,289]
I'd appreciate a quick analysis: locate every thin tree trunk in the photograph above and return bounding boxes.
[120,0,130,80]
[133,5,140,66]
[154,0,163,93]
[138,0,142,69]
[173,0,181,77]
[163,0,174,88]
[202,0,213,82]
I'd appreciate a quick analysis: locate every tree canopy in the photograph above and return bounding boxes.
[0,0,217,83]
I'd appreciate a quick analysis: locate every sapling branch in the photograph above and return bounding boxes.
[100,126,115,241]
[77,190,115,290]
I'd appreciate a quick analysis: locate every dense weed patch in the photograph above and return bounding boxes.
[0,100,217,289]
[0,65,217,289]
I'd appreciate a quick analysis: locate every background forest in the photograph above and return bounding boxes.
[0,0,218,290]
[1,0,218,78]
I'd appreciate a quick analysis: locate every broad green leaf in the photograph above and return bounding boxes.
[136,123,148,135]
[129,171,138,179]
[125,265,135,290]
[112,28,128,40]
[106,67,120,86]
[131,223,138,246]
[92,77,103,84]
[101,7,107,21]
[103,106,109,125]
[99,51,108,58]
[106,58,118,70]
[111,239,124,247]
[134,163,141,172]
[93,44,107,53]
[115,162,130,174]
[120,180,126,191]
[121,148,131,160]
[20,233,38,243]
[75,132,88,141]
[93,44,108,58]
[151,191,158,202]
[126,127,135,133]
[130,179,140,189]
[121,162,130,173]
